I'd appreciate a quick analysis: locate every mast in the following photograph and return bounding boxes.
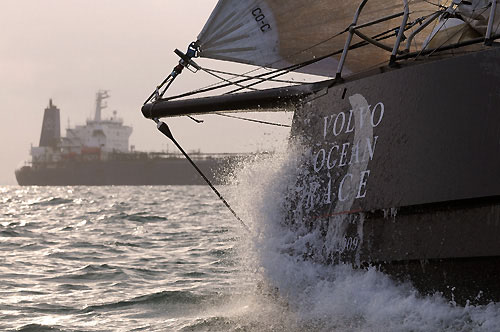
[94,90,109,122]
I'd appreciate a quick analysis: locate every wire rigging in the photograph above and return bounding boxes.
[154,118,250,232]
[213,112,291,127]
[200,67,260,92]
[204,68,301,85]
[167,10,438,101]
[149,0,497,105]
[417,1,490,59]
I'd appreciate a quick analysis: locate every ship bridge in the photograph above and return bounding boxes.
[62,91,132,154]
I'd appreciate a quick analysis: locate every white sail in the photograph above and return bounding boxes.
[197,0,438,77]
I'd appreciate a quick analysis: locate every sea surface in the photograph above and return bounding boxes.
[2,156,500,331]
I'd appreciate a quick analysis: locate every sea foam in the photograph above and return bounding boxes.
[225,142,500,332]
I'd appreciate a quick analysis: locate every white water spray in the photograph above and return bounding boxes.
[225,142,500,332]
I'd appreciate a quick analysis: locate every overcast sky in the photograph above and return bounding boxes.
[0,0,294,185]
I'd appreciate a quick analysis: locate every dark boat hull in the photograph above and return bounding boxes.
[287,46,500,303]
[15,157,233,186]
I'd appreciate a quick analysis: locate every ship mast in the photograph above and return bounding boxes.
[94,90,109,122]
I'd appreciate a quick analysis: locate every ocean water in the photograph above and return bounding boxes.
[2,153,500,331]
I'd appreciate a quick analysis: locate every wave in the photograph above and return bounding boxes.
[82,290,209,313]
[181,271,208,278]
[13,324,65,332]
[19,243,46,251]
[113,241,142,248]
[181,316,235,331]
[113,211,167,223]
[0,229,21,237]
[31,197,73,206]
[47,264,127,282]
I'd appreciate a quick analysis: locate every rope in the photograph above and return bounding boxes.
[204,68,301,84]
[200,67,260,92]
[159,23,349,101]
[213,112,291,127]
[190,11,425,95]
[154,119,250,233]
[164,65,300,102]
[416,1,488,59]
[223,24,413,95]
[210,16,429,96]
[159,9,434,102]
[163,25,393,102]
[422,0,447,9]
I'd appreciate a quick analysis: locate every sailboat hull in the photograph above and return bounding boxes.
[288,46,500,303]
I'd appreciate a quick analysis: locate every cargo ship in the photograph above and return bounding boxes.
[15,91,240,186]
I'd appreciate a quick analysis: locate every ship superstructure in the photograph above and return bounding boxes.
[16,91,237,185]
[62,91,132,156]
[30,90,132,165]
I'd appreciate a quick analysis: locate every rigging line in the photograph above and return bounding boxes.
[165,18,420,101]
[424,4,491,58]
[171,23,404,101]
[224,68,308,95]
[414,5,459,58]
[208,28,348,84]
[219,6,413,75]
[154,119,250,233]
[164,27,350,100]
[163,53,311,102]
[247,6,405,75]
[174,76,238,97]
[230,16,421,95]
[159,77,176,99]
[170,65,281,98]
[406,11,442,53]
[224,22,419,95]
[199,67,260,92]
[187,115,204,123]
[157,5,425,103]
[213,112,292,128]
[426,23,467,57]
[166,7,401,101]
[494,18,500,36]
[203,68,301,84]
[265,28,348,66]
[422,0,447,9]
[223,63,322,95]
[164,65,299,102]
[459,2,491,25]
[416,0,487,59]
[144,75,173,105]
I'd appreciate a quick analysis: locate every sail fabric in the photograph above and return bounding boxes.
[425,18,481,50]
[197,0,437,77]
[423,1,499,50]
[457,0,500,35]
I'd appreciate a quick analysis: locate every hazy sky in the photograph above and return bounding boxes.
[0,0,294,184]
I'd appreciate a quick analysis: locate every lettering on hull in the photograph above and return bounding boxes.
[288,93,386,264]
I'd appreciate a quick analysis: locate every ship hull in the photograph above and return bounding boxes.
[288,46,500,303]
[15,157,232,186]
